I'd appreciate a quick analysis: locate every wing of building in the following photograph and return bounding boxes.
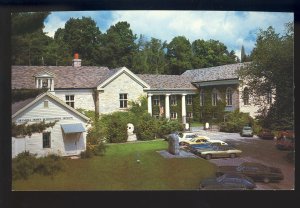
[12,56,273,141]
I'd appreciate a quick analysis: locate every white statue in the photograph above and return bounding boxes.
[127,123,137,142]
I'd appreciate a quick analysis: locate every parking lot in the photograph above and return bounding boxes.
[190,129,295,190]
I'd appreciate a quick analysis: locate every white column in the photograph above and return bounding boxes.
[47,79,51,90]
[165,94,170,119]
[50,79,54,91]
[182,94,187,124]
[39,79,42,88]
[35,78,39,88]
[147,94,153,115]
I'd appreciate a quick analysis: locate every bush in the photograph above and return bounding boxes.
[219,110,254,133]
[12,152,64,180]
[35,154,64,176]
[157,119,184,137]
[12,151,37,180]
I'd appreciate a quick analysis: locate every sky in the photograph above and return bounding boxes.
[44,11,293,60]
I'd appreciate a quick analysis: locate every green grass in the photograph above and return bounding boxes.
[12,140,216,190]
[190,122,203,127]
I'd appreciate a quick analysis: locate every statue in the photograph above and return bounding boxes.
[127,123,137,142]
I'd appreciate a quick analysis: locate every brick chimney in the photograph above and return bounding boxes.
[72,53,81,67]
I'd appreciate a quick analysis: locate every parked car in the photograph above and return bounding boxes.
[181,136,228,146]
[216,162,284,183]
[258,129,275,140]
[240,126,253,137]
[188,142,224,153]
[195,145,242,160]
[275,130,295,150]
[199,173,256,190]
[177,132,199,145]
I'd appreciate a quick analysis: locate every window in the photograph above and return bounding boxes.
[170,95,177,106]
[120,93,128,108]
[226,88,233,106]
[42,79,48,88]
[212,112,216,119]
[187,112,193,118]
[212,89,218,106]
[66,95,75,108]
[153,95,160,106]
[267,91,272,104]
[200,90,205,106]
[44,100,49,108]
[243,87,250,105]
[187,95,193,105]
[170,112,177,119]
[43,132,51,148]
[153,114,160,119]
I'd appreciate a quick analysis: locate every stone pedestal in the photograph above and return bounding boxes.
[168,133,180,155]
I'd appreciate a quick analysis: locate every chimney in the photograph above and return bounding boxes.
[72,53,81,67]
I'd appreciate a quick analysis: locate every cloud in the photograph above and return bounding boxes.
[44,11,293,56]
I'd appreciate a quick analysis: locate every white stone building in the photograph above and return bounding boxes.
[12,56,273,127]
[12,92,90,158]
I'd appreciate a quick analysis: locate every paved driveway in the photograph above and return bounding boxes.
[192,130,295,190]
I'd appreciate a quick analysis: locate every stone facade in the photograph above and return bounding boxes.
[99,73,147,114]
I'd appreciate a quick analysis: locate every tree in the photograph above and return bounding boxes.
[11,12,51,65]
[62,17,102,65]
[98,21,137,68]
[132,36,167,74]
[239,23,294,130]
[241,45,251,62]
[192,39,237,68]
[166,36,193,74]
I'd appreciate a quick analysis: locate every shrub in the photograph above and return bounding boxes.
[12,152,64,180]
[157,119,184,137]
[35,154,64,176]
[12,151,37,180]
[219,110,254,133]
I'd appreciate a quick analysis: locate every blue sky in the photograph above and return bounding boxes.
[44,11,293,59]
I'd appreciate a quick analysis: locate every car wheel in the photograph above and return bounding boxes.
[205,154,212,160]
[230,153,236,158]
[263,177,270,183]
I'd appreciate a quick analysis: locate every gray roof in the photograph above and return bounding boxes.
[136,74,196,89]
[12,97,36,115]
[182,63,249,82]
[12,66,110,89]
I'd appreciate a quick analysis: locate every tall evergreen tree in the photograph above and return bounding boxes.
[241,45,246,62]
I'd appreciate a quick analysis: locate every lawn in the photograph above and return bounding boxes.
[12,140,216,190]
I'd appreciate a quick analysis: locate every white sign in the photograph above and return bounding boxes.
[16,116,73,123]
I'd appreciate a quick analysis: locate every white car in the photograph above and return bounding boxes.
[177,132,199,144]
[181,135,228,146]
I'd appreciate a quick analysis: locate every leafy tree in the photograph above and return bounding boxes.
[62,17,102,65]
[166,36,193,74]
[132,36,167,74]
[239,23,294,130]
[98,21,137,68]
[11,12,50,36]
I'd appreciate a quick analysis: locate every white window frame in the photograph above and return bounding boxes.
[187,95,193,105]
[212,89,218,106]
[226,87,233,106]
[120,93,128,108]
[153,95,160,106]
[170,112,177,119]
[187,112,193,119]
[267,91,272,104]
[243,87,250,105]
[66,95,75,108]
[200,90,205,106]
[170,95,177,106]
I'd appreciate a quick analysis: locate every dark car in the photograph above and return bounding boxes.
[199,173,256,190]
[276,130,295,150]
[258,129,275,140]
[216,162,284,183]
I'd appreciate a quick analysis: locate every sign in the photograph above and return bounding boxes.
[16,116,74,123]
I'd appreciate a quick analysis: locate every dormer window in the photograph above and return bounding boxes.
[34,71,55,91]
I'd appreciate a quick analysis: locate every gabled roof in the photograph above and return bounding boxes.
[97,67,150,89]
[12,92,90,122]
[182,63,250,82]
[136,74,196,90]
[12,66,110,89]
